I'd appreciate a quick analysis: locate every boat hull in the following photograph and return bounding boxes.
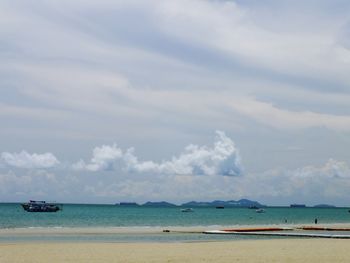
[21,203,60,212]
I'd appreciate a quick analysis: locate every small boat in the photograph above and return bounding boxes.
[256,208,265,213]
[181,208,194,212]
[21,200,60,212]
[216,206,225,209]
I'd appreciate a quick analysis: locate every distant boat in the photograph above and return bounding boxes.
[21,200,60,212]
[290,204,306,208]
[249,205,259,209]
[216,206,225,209]
[256,208,265,213]
[181,208,194,212]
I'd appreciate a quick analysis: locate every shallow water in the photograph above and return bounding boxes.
[1,203,349,242]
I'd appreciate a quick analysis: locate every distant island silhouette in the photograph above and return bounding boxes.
[116,199,266,208]
[116,200,338,208]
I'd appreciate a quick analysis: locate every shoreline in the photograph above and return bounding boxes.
[2,222,350,234]
[1,223,350,244]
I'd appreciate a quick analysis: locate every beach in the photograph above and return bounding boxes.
[1,204,350,262]
[1,225,350,262]
[1,239,350,263]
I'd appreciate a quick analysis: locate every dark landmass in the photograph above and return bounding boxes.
[142,201,177,207]
[290,204,306,208]
[181,199,265,208]
[117,202,140,206]
[313,204,336,208]
[115,199,266,208]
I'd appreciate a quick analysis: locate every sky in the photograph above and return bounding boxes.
[1,0,350,206]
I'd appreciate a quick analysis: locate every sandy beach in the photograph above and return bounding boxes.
[1,224,350,262]
[0,239,349,263]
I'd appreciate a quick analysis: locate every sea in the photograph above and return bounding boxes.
[1,203,349,242]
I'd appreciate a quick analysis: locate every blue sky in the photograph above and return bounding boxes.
[1,0,350,205]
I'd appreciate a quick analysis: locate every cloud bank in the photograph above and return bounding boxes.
[1,151,59,169]
[73,131,242,176]
[73,158,350,205]
[1,155,350,205]
[231,159,350,205]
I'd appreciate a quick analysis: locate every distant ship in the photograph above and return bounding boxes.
[21,200,60,212]
[290,204,306,208]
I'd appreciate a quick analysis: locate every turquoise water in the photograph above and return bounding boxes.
[1,203,349,242]
[1,203,349,228]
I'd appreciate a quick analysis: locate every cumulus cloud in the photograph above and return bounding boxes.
[73,131,242,176]
[1,151,59,169]
[72,144,122,172]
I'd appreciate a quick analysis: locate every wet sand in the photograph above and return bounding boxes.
[1,222,350,235]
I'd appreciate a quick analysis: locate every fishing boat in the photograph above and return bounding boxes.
[21,200,60,212]
[256,208,265,213]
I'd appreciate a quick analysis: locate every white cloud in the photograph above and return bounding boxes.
[124,130,241,176]
[73,131,242,176]
[73,144,122,172]
[1,151,59,169]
